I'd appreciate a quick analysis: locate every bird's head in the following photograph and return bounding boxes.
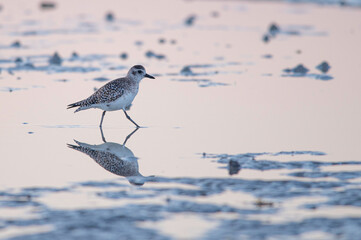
[127,65,155,82]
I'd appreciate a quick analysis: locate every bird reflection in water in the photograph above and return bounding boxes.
[67,128,146,185]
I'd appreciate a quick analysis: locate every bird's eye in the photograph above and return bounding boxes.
[138,70,142,74]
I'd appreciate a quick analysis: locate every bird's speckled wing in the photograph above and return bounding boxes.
[67,143,139,177]
[83,78,128,106]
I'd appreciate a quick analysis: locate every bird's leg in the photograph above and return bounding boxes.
[100,125,107,143]
[123,110,140,128]
[122,127,139,145]
[99,111,106,128]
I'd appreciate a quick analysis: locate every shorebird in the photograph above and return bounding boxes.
[67,65,155,128]
[67,128,146,185]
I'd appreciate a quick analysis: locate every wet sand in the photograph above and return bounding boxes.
[1,0,361,239]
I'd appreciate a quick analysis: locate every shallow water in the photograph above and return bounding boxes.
[1,0,361,239]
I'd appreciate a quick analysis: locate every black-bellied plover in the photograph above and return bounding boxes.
[67,65,155,128]
[67,128,145,185]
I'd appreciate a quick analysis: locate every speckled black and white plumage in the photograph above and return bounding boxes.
[67,65,154,114]
[67,140,144,185]
[67,77,137,113]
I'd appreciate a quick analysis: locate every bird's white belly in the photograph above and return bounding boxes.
[97,93,136,111]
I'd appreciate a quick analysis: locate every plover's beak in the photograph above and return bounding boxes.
[145,73,155,79]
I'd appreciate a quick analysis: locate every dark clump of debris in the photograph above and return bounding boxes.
[11,41,21,48]
[283,63,333,80]
[120,53,128,60]
[105,12,115,22]
[228,160,241,175]
[262,34,270,43]
[14,57,35,69]
[49,52,62,65]
[262,23,280,43]
[23,63,35,69]
[145,50,165,60]
[180,66,194,76]
[71,52,79,58]
[269,23,280,36]
[15,57,23,64]
[158,38,166,44]
[184,15,197,26]
[158,38,177,45]
[283,64,309,75]
[316,61,331,73]
[40,1,56,10]
[70,52,79,61]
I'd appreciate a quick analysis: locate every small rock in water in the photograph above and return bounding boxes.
[120,52,128,60]
[184,15,197,26]
[145,51,154,58]
[180,66,193,76]
[28,131,34,134]
[49,52,62,65]
[228,160,241,175]
[105,12,115,22]
[316,61,331,73]
[71,52,79,59]
[262,34,270,43]
[15,57,23,64]
[23,63,35,69]
[284,64,309,75]
[158,38,166,44]
[145,50,165,60]
[170,39,177,45]
[11,41,21,48]
[293,64,309,74]
[269,23,280,36]
[40,1,56,10]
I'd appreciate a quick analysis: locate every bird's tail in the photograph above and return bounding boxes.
[67,143,81,151]
[67,100,84,113]
[67,140,90,152]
